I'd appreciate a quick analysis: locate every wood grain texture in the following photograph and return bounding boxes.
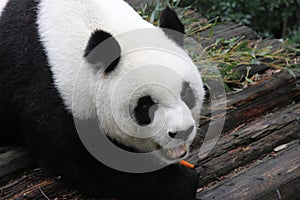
[0,146,32,179]
[193,69,300,147]
[197,141,300,200]
[190,103,300,188]
[196,22,257,48]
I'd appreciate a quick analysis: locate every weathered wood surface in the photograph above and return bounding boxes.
[193,69,300,147]
[0,168,86,200]
[190,102,300,188]
[195,22,257,48]
[0,146,33,179]
[197,140,300,200]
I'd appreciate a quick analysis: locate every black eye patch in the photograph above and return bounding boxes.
[133,95,157,126]
[181,82,196,109]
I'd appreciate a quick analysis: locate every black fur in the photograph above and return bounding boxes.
[0,0,198,199]
[159,7,185,47]
[133,95,156,125]
[84,30,121,74]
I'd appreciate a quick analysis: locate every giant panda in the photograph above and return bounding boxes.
[0,0,205,199]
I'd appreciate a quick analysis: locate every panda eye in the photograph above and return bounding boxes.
[181,82,196,109]
[133,95,157,126]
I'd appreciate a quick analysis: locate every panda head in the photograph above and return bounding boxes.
[82,7,204,164]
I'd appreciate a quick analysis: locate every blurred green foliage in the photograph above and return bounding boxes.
[181,0,300,42]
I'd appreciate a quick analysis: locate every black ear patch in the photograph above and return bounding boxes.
[84,30,121,74]
[159,7,185,47]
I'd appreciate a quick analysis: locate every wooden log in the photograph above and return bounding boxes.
[0,168,86,200]
[196,22,257,48]
[219,71,300,132]
[193,70,300,148]
[189,103,300,188]
[231,64,270,81]
[197,140,300,200]
[0,146,33,179]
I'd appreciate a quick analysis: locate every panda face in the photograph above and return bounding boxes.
[92,45,204,163]
[128,82,198,160]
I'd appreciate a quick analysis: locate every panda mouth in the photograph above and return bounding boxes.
[164,144,188,159]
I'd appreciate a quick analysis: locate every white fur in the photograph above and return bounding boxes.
[37,0,205,162]
[0,0,9,17]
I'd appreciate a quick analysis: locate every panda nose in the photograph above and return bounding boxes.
[168,125,194,140]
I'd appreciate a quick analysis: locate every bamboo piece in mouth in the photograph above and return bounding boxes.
[180,160,195,169]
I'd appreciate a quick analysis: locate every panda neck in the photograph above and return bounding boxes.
[108,136,140,153]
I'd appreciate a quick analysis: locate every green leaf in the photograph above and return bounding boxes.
[236,41,249,50]
[250,59,261,65]
[285,67,296,78]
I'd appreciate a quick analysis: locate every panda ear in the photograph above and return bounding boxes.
[159,7,185,47]
[84,30,121,74]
